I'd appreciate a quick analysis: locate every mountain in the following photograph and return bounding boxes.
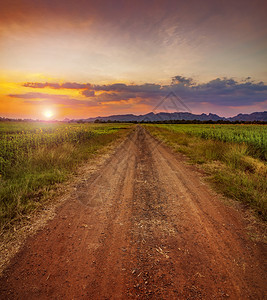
[79,111,267,122]
[228,111,267,121]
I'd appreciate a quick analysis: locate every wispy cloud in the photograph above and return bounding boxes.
[1,0,266,85]
[8,93,96,107]
[23,82,90,89]
[9,92,53,99]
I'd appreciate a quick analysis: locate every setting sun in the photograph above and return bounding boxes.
[43,110,54,119]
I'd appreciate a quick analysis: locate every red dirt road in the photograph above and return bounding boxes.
[0,126,266,299]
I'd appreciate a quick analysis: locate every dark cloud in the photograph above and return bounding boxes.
[150,77,266,106]
[82,91,138,102]
[61,82,90,89]
[95,92,136,102]
[171,76,194,86]
[91,83,161,93]
[82,90,95,97]
[23,81,162,94]
[18,76,267,108]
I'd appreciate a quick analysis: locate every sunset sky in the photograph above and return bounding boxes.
[0,0,266,119]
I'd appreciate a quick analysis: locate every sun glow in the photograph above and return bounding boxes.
[43,109,54,119]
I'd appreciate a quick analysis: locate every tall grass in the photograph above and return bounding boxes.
[0,122,132,229]
[146,124,267,220]
[157,124,267,160]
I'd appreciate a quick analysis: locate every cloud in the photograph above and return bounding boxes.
[1,1,266,40]
[81,90,95,97]
[8,92,97,107]
[61,82,91,89]
[171,75,195,86]
[94,92,136,102]
[23,81,162,96]
[164,77,267,106]
[9,92,52,99]
[18,76,267,109]
[23,82,90,89]
[90,83,162,93]
[8,91,136,108]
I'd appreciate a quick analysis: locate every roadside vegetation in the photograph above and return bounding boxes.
[0,122,132,230]
[145,124,267,220]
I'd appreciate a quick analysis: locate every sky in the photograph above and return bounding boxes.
[0,0,267,119]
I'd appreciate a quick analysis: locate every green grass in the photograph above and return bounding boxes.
[0,122,132,229]
[145,124,267,220]
[154,124,267,160]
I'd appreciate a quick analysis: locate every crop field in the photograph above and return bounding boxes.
[146,124,267,219]
[150,124,267,160]
[0,122,129,177]
[0,122,132,229]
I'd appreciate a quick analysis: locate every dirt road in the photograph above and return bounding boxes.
[0,126,266,299]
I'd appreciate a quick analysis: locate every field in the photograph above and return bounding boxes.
[151,124,267,159]
[1,122,266,229]
[146,124,267,219]
[0,122,132,230]
[0,123,266,298]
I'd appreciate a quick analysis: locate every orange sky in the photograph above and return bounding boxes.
[0,0,266,119]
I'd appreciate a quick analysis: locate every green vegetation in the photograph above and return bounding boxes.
[0,122,132,229]
[155,124,267,160]
[145,124,267,220]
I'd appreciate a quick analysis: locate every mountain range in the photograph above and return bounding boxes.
[77,111,267,122]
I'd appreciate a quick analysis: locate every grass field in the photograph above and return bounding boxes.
[1,121,266,230]
[0,122,132,230]
[145,124,267,220]
[153,124,267,160]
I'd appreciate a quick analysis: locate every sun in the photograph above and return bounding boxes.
[43,109,54,119]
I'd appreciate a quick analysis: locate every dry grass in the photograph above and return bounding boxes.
[0,123,133,230]
[146,125,267,220]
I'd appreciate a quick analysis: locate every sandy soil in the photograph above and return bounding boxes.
[0,126,266,299]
